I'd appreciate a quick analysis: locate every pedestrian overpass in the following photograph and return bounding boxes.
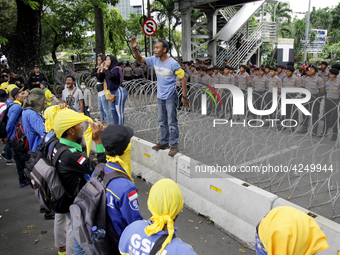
[176,0,277,67]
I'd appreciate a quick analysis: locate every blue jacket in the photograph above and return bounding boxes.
[92,162,143,236]
[22,109,46,152]
[6,102,22,140]
[119,220,198,255]
[5,99,13,106]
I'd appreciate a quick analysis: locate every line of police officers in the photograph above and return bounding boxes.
[180,60,340,141]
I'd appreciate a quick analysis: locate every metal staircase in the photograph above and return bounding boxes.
[181,0,277,64]
[216,21,276,68]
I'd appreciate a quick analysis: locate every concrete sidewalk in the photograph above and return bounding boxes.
[0,151,255,255]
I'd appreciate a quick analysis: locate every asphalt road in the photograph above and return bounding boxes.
[0,148,255,255]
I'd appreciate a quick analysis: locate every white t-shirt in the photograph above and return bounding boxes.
[0,103,7,118]
[62,87,84,112]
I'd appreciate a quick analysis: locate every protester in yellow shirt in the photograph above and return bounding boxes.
[40,81,53,106]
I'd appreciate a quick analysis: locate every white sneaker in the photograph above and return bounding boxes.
[6,159,16,166]
[0,151,6,161]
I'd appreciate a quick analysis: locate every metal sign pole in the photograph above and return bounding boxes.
[147,0,153,82]
[303,0,312,63]
[150,36,153,81]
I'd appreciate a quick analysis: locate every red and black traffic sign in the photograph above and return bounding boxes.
[143,18,157,37]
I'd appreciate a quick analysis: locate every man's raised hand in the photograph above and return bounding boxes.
[130,37,138,48]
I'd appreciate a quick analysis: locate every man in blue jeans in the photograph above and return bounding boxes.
[130,37,189,156]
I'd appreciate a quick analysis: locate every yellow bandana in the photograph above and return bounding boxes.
[258,206,329,255]
[53,109,93,156]
[7,84,18,92]
[145,179,184,255]
[175,69,185,79]
[106,142,132,181]
[0,82,9,91]
[43,105,67,133]
[13,100,22,106]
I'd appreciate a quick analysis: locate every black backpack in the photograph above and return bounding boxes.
[12,120,41,154]
[70,163,130,255]
[24,133,58,180]
[30,140,73,213]
[0,104,12,138]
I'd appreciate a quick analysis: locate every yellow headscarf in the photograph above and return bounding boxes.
[258,206,329,255]
[0,82,9,93]
[7,84,18,92]
[106,142,133,181]
[53,109,93,156]
[145,179,184,255]
[43,105,67,133]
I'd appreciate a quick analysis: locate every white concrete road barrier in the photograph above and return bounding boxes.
[130,137,340,253]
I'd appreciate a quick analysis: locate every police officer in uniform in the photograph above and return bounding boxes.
[277,65,287,81]
[298,64,325,135]
[237,65,251,89]
[318,61,330,84]
[229,66,236,78]
[318,61,329,121]
[264,65,271,78]
[237,65,251,119]
[318,68,340,141]
[202,67,213,86]
[189,65,198,83]
[219,66,225,76]
[196,67,204,83]
[211,65,222,86]
[252,67,269,118]
[220,66,236,120]
[266,67,282,123]
[280,65,299,132]
[250,65,256,81]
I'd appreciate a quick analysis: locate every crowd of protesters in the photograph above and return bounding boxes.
[0,41,333,255]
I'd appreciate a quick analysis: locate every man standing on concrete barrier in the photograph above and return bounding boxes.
[130,37,189,156]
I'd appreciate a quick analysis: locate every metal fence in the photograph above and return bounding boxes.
[122,79,340,223]
[52,69,340,223]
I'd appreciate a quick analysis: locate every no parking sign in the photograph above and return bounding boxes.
[143,18,157,37]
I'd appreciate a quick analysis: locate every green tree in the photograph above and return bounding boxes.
[1,0,42,81]
[151,0,181,54]
[42,0,92,63]
[104,8,126,56]
[0,0,17,45]
[331,3,340,30]
[310,7,332,31]
[265,1,293,23]
[265,1,293,37]
[92,0,119,57]
[124,13,145,55]
[323,42,340,62]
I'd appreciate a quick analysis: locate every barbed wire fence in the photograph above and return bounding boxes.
[52,66,340,222]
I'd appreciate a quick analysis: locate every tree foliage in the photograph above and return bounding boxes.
[42,0,92,62]
[0,0,17,45]
[1,0,43,82]
[265,2,293,38]
[323,42,340,62]
[151,0,181,51]
[104,8,126,56]
[265,2,293,23]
